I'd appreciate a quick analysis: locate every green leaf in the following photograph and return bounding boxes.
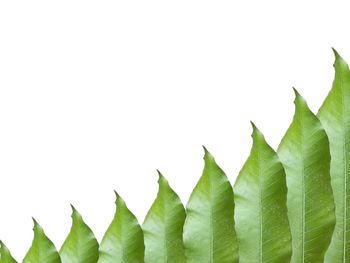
[23,219,61,263]
[0,241,17,263]
[183,147,239,263]
[97,192,144,263]
[233,123,292,263]
[142,171,186,263]
[59,205,99,263]
[317,49,350,262]
[277,89,336,263]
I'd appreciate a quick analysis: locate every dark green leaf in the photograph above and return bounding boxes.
[22,219,61,263]
[59,205,99,263]
[234,123,292,262]
[317,49,350,262]
[0,241,17,263]
[98,193,144,263]
[183,147,239,263]
[143,171,186,263]
[277,89,335,263]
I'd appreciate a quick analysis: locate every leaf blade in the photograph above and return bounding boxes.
[97,193,144,263]
[317,49,350,262]
[59,206,99,263]
[183,147,239,263]
[23,219,61,263]
[0,241,17,263]
[277,90,335,263]
[233,123,292,263]
[142,171,186,263]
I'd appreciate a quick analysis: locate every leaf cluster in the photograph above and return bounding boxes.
[1,49,349,263]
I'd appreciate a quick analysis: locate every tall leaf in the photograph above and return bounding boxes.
[233,123,292,262]
[97,192,144,263]
[23,219,61,263]
[318,49,350,262]
[0,241,17,263]
[143,171,186,263]
[277,89,335,263]
[59,205,99,263]
[183,147,239,263]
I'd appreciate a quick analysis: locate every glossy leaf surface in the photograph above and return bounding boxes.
[0,241,17,263]
[98,193,144,263]
[183,147,239,263]
[143,171,186,263]
[23,219,61,263]
[277,90,335,263]
[59,206,99,263]
[234,124,292,263]
[318,49,350,263]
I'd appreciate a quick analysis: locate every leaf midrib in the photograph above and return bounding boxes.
[296,107,306,263]
[340,72,348,263]
[161,190,169,263]
[256,147,263,263]
[209,173,214,263]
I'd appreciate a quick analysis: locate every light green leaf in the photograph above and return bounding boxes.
[318,49,350,262]
[59,205,99,263]
[277,89,336,263]
[183,147,239,263]
[0,241,17,263]
[23,219,61,263]
[142,171,186,263]
[98,192,144,263]
[233,123,292,263]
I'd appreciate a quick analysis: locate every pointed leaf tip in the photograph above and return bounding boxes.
[292,87,308,109]
[292,87,300,98]
[156,170,168,186]
[250,121,262,136]
[70,204,82,221]
[70,203,77,212]
[114,191,127,208]
[331,47,349,69]
[32,217,39,227]
[251,122,265,144]
[202,145,209,154]
[202,145,214,160]
[332,47,340,58]
[250,120,257,130]
[156,169,163,180]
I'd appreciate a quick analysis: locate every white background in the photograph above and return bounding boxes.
[1,0,350,260]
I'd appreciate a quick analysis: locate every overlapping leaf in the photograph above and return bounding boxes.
[318,49,350,263]
[143,171,186,263]
[234,123,292,263]
[183,147,239,263]
[97,193,144,263]
[0,241,17,263]
[23,219,61,263]
[59,206,99,263]
[277,89,336,263]
[2,49,350,263]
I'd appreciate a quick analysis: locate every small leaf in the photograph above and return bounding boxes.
[183,147,239,263]
[317,49,350,263]
[59,205,99,263]
[98,192,144,263]
[234,123,292,262]
[0,241,17,263]
[143,171,186,263]
[277,89,336,263]
[23,219,61,263]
